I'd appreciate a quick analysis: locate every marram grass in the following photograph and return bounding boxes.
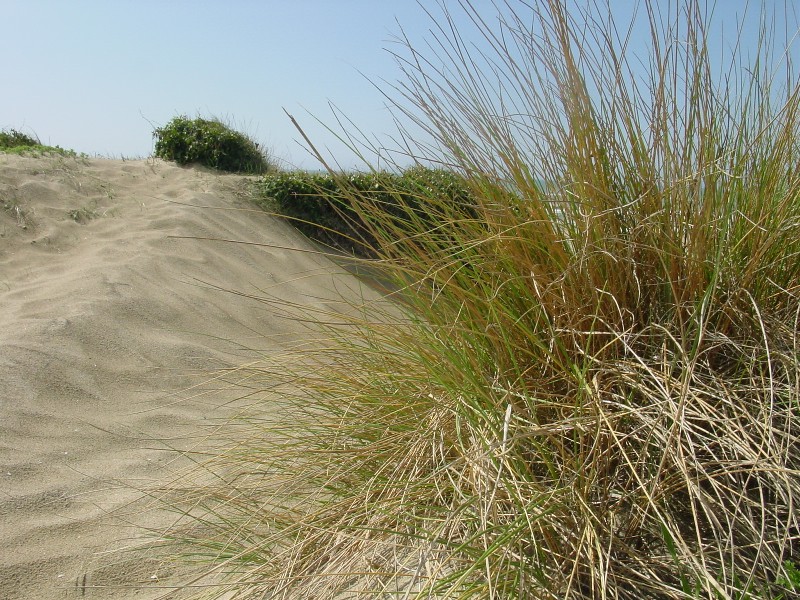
[151,1,800,598]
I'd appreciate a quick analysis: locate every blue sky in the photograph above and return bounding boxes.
[3,0,433,168]
[2,1,797,169]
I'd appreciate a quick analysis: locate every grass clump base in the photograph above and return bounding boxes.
[152,1,800,598]
[153,115,274,174]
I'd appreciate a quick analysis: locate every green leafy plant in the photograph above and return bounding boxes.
[776,561,800,599]
[0,128,39,149]
[256,166,477,255]
[0,128,79,157]
[153,1,800,598]
[152,116,273,174]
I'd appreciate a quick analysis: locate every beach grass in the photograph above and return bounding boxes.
[153,1,800,598]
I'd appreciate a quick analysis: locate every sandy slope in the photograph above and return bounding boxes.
[0,154,365,599]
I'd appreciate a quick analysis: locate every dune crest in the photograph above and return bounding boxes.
[0,154,353,599]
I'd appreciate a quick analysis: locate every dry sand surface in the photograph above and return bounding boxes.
[0,154,370,599]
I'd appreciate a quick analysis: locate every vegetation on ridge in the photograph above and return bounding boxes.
[153,115,274,174]
[254,166,477,255]
[0,128,81,157]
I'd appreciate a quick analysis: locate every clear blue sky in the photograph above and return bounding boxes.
[2,1,796,169]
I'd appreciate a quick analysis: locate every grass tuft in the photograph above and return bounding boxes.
[153,1,800,598]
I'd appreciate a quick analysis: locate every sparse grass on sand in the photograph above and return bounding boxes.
[149,1,800,598]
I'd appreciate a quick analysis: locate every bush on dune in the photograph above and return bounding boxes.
[255,166,477,255]
[153,115,273,174]
[0,128,79,157]
[156,1,800,598]
[0,128,39,149]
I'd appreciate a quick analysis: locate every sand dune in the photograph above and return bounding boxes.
[0,154,363,598]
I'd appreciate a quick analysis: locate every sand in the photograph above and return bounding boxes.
[0,153,364,598]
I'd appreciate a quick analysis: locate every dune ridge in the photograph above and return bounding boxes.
[0,154,356,599]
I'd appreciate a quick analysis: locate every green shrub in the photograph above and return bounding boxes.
[255,170,352,248]
[0,128,80,157]
[0,128,39,149]
[256,166,477,255]
[152,116,272,174]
